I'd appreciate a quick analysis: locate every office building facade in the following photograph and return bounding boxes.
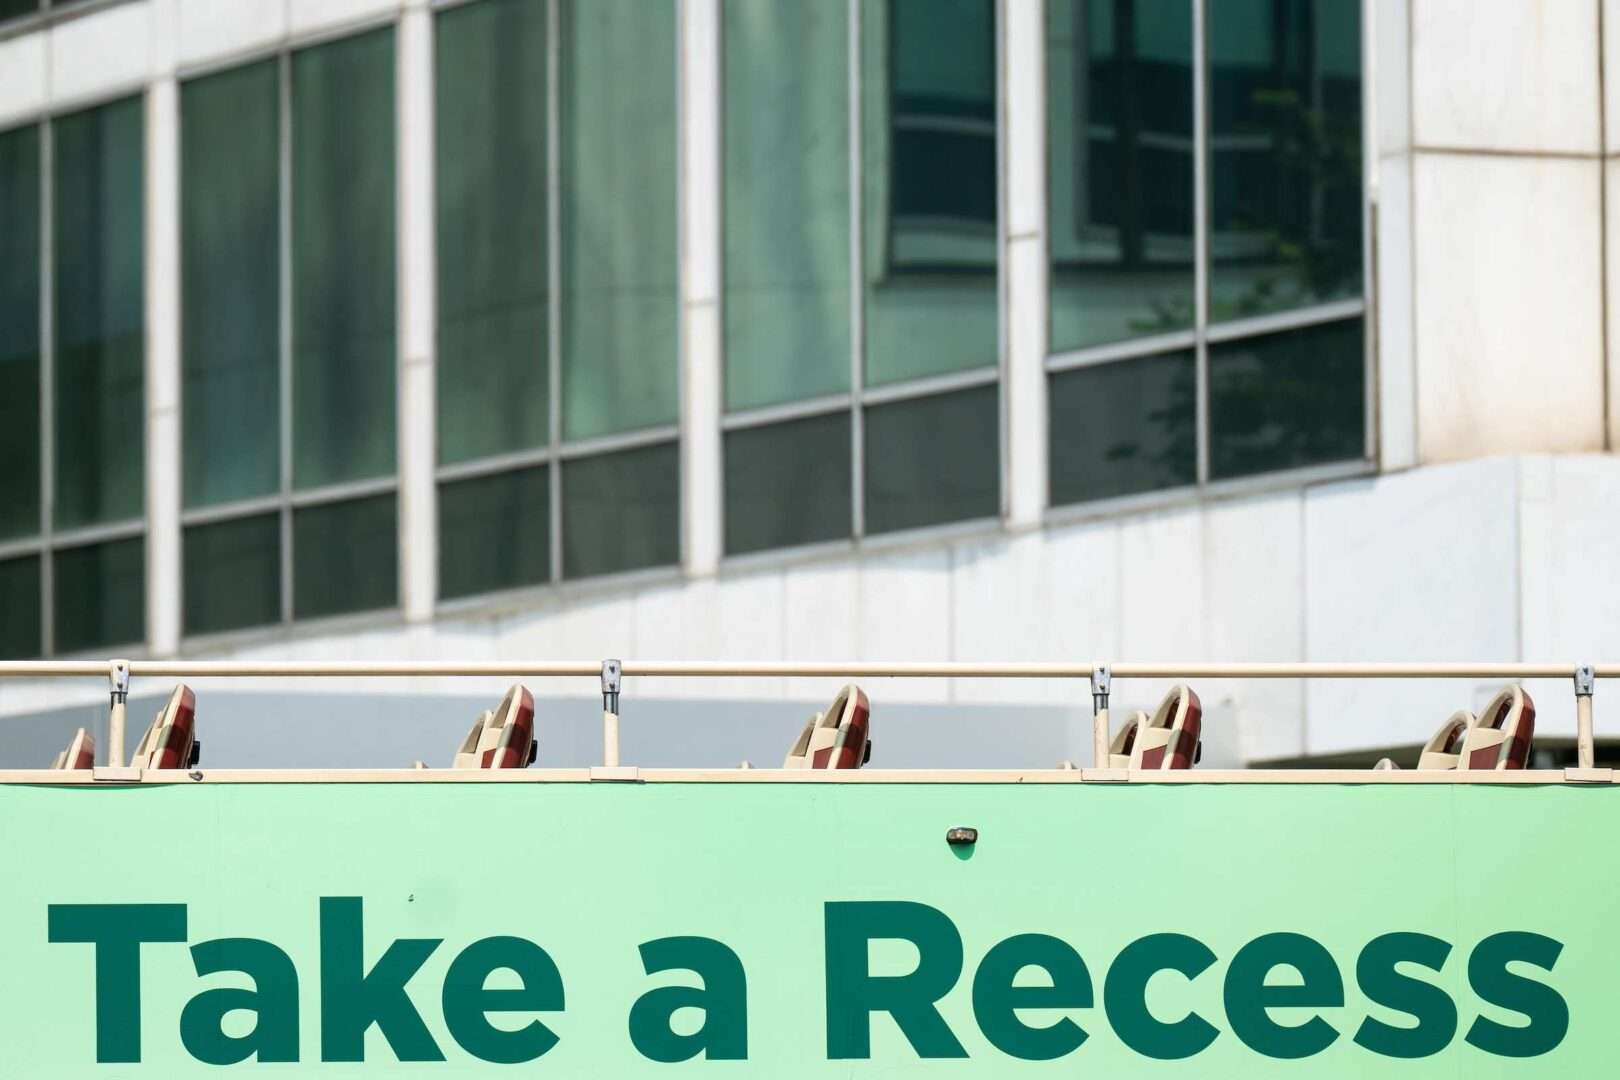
[0,0,1613,766]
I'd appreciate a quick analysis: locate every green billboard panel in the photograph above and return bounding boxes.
[0,780,1608,1075]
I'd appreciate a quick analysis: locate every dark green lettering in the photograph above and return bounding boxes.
[48,903,188,1063]
[441,935,564,1063]
[824,901,967,1059]
[1352,932,1456,1058]
[1223,932,1341,1058]
[180,938,300,1064]
[1103,933,1219,1060]
[628,936,748,1062]
[970,933,1091,1060]
[318,897,443,1062]
[1464,932,1567,1057]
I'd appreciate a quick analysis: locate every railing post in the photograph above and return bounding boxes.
[1091,665,1111,768]
[1575,665,1595,770]
[107,658,130,768]
[601,659,623,767]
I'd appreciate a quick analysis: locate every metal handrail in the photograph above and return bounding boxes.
[0,659,1606,771]
[0,660,1613,677]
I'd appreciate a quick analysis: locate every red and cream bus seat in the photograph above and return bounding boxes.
[1112,685,1201,770]
[1415,710,1474,770]
[784,685,871,769]
[49,728,95,770]
[452,684,536,769]
[1107,712,1142,768]
[1409,687,1534,770]
[1459,686,1535,770]
[128,685,199,770]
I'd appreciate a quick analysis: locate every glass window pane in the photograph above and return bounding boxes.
[53,98,144,531]
[864,385,998,535]
[1049,351,1195,506]
[724,412,852,556]
[1208,0,1363,320]
[0,555,41,660]
[292,494,397,619]
[0,1,39,22]
[436,0,549,465]
[1048,0,1194,352]
[723,0,850,411]
[54,537,144,654]
[862,0,998,386]
[439,466,550,600]
[182,61,281,509]
[561,443,678,578]
[1209,316,1364,479]
[184,514,281,637]
[561,0,678,440]
[0,124,40,541]
[293,29,396,488]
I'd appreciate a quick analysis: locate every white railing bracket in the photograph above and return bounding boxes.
[1575,664,1596,770]
[601,659,623,768]
[1090,665,1112,768]
[107,658,131,769]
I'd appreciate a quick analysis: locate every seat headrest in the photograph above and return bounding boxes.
[1107,712,1145,770]
[1136,685,1201,770]
[1462,686,1535,770]
[784,684,870,769]
[130,685,197,770]
[1416,710,1474,770]
[452,710,495,769]
[452,684,536,769]
[484,684,536,769]
[50,727,95,770]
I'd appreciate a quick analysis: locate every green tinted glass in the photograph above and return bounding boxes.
[181,60,281,509]
[864,385,998,535]
[1049,351,1196,506]
[561,443,678,578]
[53,98,144,531]
[862,0,998,386]
[438,466,550,600]
[292,29,395,488]
[0,555,40,660]
[561,0,678,439]
[724,412,852,556]
[0,0,39,22]
[0,124,40,541]
[1208,0,1362,320]
[1047,0,1194,351]
[436,0,549,465]
[1209,316,1364,479]
[184,514,281,637]
[723,0,850,411]
[53,537,144,654]
[292,494,397,619]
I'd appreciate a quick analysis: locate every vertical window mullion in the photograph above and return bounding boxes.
[39,118,53,655]
[547,0,563,585]
[995,0,1009,521]
[279,50,294,625]
[1359,0,1376,464]
[673,0,689,570]
[1191,0,1210,487]
[847,0,864,540]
